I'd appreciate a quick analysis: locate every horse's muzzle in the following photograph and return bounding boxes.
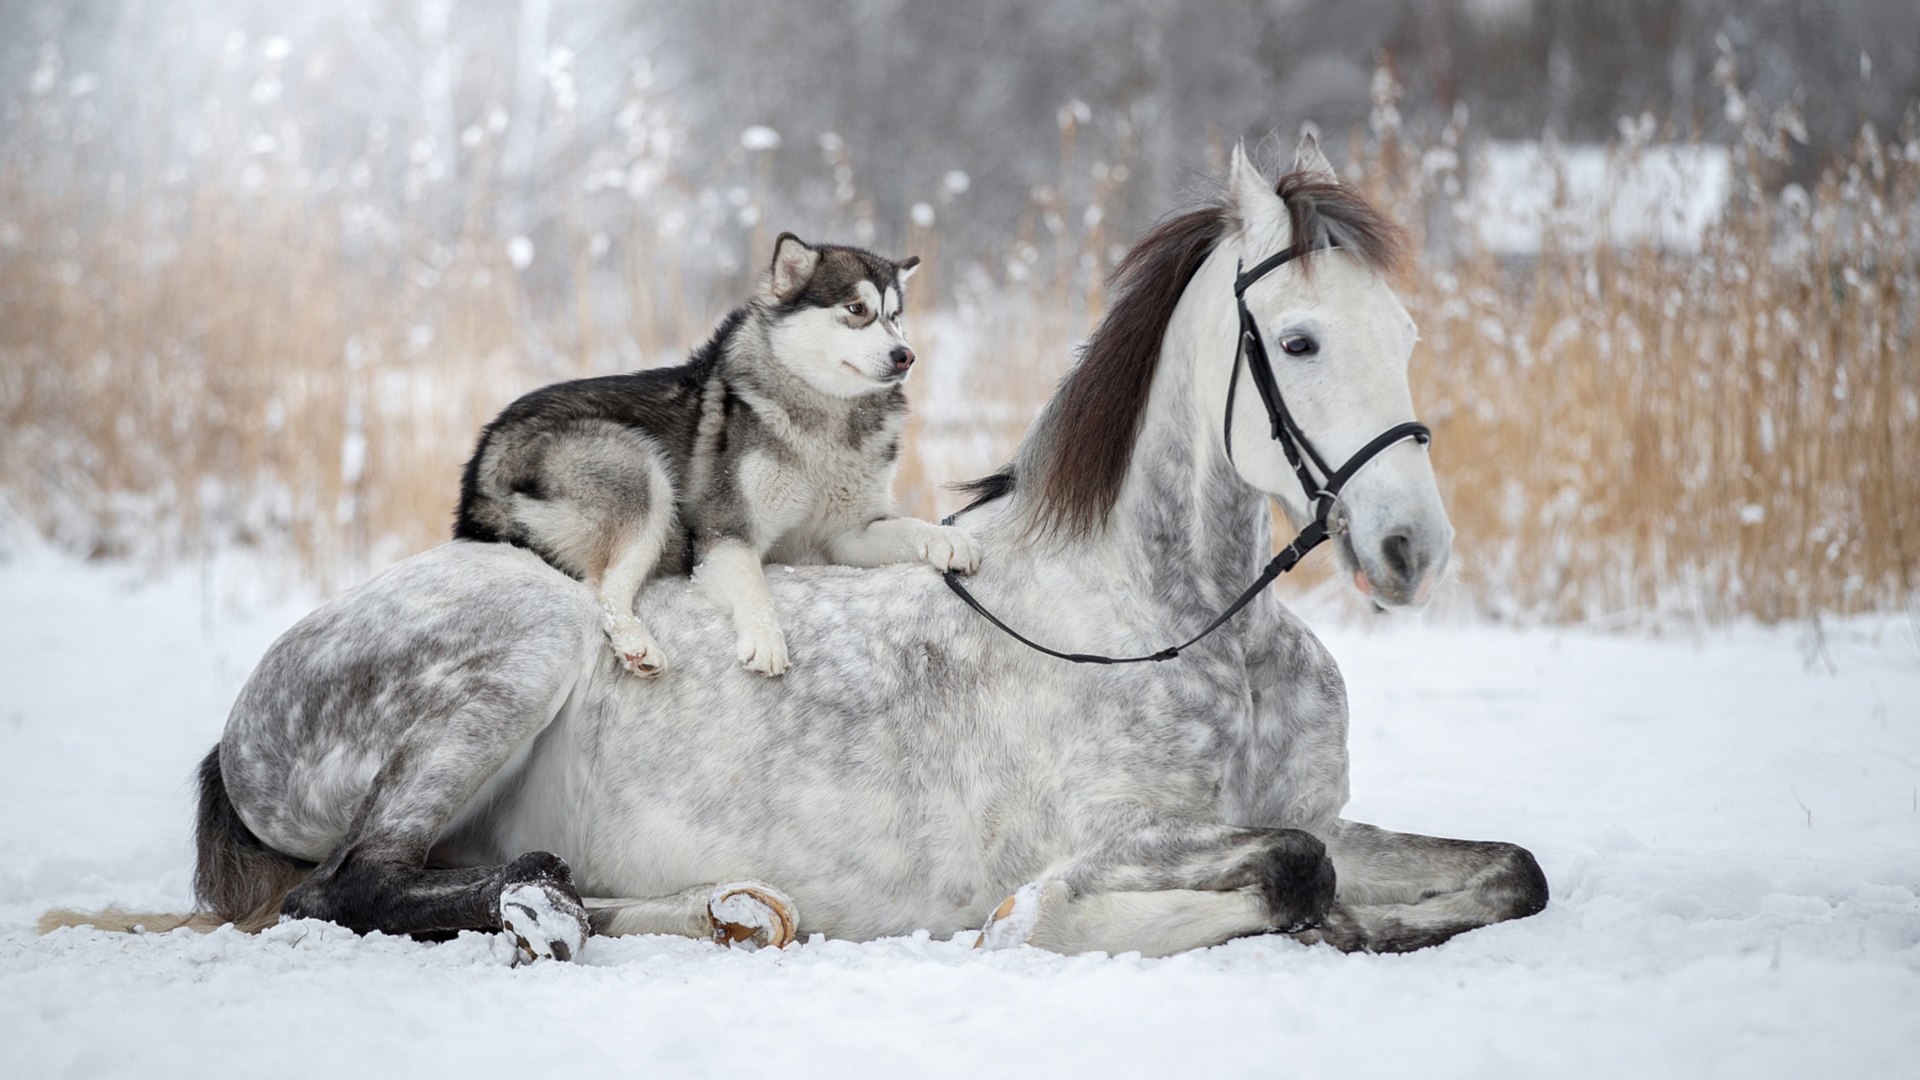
[1351,521,1451,609]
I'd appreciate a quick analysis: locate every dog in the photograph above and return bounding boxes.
[454,233,980,677]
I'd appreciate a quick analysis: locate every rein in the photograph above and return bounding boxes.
[941,240,1430,665]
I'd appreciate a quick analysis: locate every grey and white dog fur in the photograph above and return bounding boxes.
[454,233,980,678]
[91,135,1547,962]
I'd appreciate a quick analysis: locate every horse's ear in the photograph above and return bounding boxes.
[1292,127,1337,182]
[768,233,820,301]
[1228,140,1283,235]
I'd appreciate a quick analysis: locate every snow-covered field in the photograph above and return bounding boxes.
[1,543,1916,1079]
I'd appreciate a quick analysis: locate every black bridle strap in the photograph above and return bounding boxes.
[940,519,1326,665]
[940,239,1430,666]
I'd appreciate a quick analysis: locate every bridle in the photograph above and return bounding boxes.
[941,239,1431,665]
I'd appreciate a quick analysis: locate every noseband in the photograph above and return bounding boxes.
[1222,241,1432,576]
[942,241,1431,665]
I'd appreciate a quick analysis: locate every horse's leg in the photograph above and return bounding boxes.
[289,849,587,962]
[977,820,1338,956]
[278,696,592,961]
[976,881,1274,958]
[1288,819,1549,953]
[585,880,799,949]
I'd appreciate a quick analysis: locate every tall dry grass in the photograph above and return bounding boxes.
[2,69,1915,620]
[1347,72,1920,622]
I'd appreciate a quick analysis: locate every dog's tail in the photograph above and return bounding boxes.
[38,745,313,936]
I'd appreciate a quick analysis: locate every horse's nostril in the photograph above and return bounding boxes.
[1381,532,1416,582]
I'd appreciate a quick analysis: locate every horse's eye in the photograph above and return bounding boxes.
[846,302,868,318]
[1280,335,1317,357]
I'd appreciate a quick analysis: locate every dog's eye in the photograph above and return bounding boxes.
[846,302,868,318]
[1279,334,1318,357]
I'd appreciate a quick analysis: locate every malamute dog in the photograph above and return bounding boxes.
[454,233,980,677]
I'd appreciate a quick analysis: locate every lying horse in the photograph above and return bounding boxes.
[182,135,1547,960]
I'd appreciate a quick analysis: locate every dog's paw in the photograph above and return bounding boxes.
[605,619,666,677]
[919,525,982,574]
[707,881,798,950]
[736,623,790,676]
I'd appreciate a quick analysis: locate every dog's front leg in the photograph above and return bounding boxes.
[826,517,981,573]
[693,538,789,676]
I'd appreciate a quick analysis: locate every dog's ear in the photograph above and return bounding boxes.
[897,255,920,284]
[769,233,820,301]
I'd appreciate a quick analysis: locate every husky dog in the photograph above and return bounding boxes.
[454,233,981,677]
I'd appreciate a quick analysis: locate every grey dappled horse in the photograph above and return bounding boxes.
[193,136,1547,961]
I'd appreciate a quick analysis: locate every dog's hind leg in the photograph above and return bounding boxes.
[593,490,675,677]
[506,424,677,677]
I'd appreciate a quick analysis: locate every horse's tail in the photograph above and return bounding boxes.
[38,745,313,936]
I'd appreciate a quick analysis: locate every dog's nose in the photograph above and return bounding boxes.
[891,346,916,373]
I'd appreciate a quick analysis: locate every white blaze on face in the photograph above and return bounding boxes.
[770,278,914,398]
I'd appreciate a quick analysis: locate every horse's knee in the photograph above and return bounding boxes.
[1254,829,1337,932]
[498,852,577,899]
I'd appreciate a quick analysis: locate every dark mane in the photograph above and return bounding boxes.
[958,170,1408,539]
[1271,172,1410,280]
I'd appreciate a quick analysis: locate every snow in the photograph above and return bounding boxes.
[1,544,1917,1078]
[506,235,534,270]
[1468,140,1732,254]
[739,125,782,152]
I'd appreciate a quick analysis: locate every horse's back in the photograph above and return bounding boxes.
[220,542,600,861]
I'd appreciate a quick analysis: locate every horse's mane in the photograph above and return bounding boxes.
[960,171,1409,539]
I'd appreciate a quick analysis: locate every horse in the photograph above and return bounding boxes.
[150,134,1548,961]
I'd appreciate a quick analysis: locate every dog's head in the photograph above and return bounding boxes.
[760,233,921,398]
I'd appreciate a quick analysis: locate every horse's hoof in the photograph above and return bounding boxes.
[974,879,1070,950]
[500,881,589,964]
[708,881,798,949]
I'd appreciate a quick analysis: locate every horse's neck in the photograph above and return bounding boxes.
[986,246,1268,613]
[1107,247,1271,610]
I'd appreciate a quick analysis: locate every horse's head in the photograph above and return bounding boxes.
[1216,135,1451,609]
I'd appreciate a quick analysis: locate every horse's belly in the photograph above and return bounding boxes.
[486,753,1007,939]
[468,676,1057,940]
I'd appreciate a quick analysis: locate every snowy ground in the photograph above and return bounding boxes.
[1,544,1916,1079]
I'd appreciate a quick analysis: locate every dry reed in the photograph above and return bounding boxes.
[2,71,1914,621]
